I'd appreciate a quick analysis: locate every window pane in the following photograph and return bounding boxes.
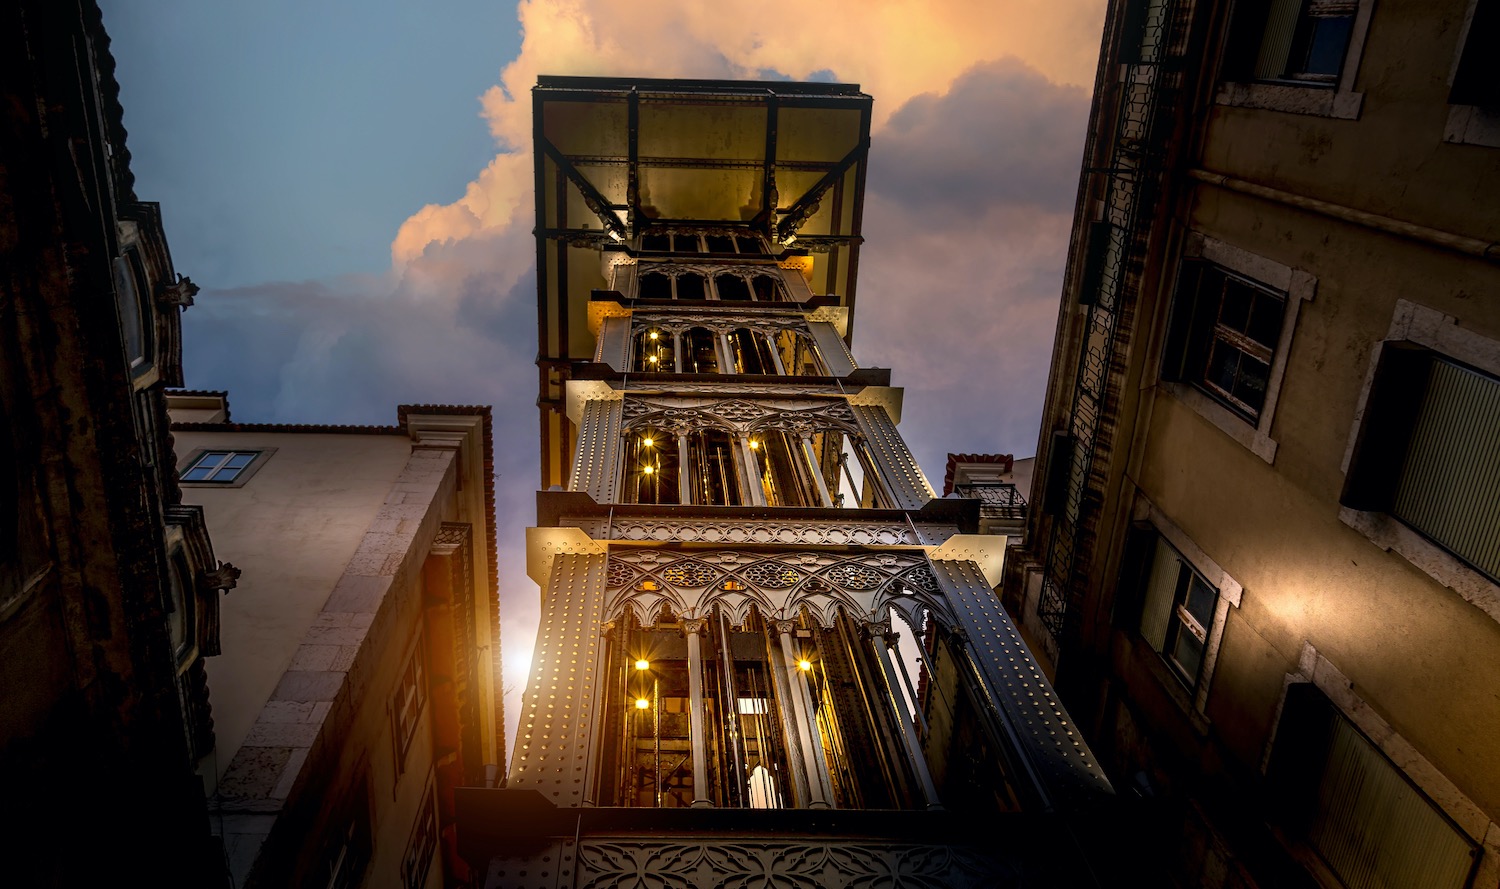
[1297,14,1354,78]
[676,273,706,300]
[639,273,671,300]
[224,453,255,469]
[1207,341,1242,393]
[1247,293,1285,349]
[1170,628,1204,680]
[1230,354,1271,408]
[1184,575,1216,627]
[705,235,735,253]
[716,274,751,301]
[1219,280,1253,332]
[641,233,670,252]
[182,465,217,482]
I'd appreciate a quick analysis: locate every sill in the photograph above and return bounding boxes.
[1338,507,1500,626]
[1129,636,1212,736]
[1215,81,1363,120]
[1163,381,1278,463]
[1444,105,1500,148]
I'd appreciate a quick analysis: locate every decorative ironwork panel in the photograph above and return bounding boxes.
[572,397,623,502]
[564,516,943,548]
[927,557,1112,807]
[850,404,935,510]
[509,552,609,808]
[1037,0,1186,645]
[569,838,1018,888]
[601,549,954,631]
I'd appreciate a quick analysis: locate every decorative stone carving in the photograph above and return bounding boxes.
[156,273,199,309]
[198,561,242,594]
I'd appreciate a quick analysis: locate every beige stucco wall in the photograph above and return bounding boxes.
[1121,0,1500,825]
[176,431,413,774]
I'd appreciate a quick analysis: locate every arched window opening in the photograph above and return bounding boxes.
[705,235,736,254]
[729,328,777,375]
[737,236,767,255]
[715,274,751,301]
[689,429,741,505]
[640,233,671,252]
[633,328,674,373]
[639,272,672,300]
[676,272,706,300]
[774,329,828,376]
[684,328,720,374]
[749,431,814,508]
[752,274,783,302]
[597,607,796,809]
[623,427,680,505]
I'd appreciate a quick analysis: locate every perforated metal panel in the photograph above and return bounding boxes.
[509,552,609,809]
[807,321,856,376]
[928,557,1113,807]
[570,398,622,502]
[850,403,935,510]
[597,316,631,370]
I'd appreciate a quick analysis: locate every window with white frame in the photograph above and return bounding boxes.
[1268,684,1480,888]
[1136,533,1220,690]
[1165,259,1287,424]
[179,450,264,485]
[1342,344,1500,586]
[392,638,428,775]
[1159,235,1314,464]
[400,782,439,889]
[1120,502,1243,713]
[1217,0,1376,118]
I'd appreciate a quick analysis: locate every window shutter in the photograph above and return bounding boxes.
[1391,358,1500,582]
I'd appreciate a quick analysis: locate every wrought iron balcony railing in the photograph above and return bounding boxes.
[952,482,1027,521]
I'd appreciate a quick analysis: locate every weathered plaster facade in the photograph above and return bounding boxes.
[1005,0,1500,886]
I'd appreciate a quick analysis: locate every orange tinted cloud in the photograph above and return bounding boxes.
[392,0,1104,262]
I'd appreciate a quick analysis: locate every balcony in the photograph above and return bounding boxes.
[952,482,1027,523]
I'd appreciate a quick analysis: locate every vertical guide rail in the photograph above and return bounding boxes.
[1036,0,1185,645]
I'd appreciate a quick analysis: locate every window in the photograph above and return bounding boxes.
[633,327,674,372]
[1445,0,1500,147]
[1137,534,1219,689]
[1342,345,1500,585]
[180,450,264,484]
[1165,259,1287,423]
[1217,0,1373,118]
[113,251,151,373]
[400,784,439,889]
[623,427,680,505]
[1268,685,1479,888]
[392,638,428,774]
[1450,0,1499,107]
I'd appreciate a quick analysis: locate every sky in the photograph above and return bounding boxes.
[102,0,1106,755]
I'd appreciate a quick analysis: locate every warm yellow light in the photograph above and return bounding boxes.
[635,659,650,671]
[749,440,760,450]
[797,659,812,672]
[642,437,654,447]
[649,331,659,340]
[648,356,658,363]
[635,698,650,709]
[642,465,654,475]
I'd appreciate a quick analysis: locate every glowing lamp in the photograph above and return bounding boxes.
[635,698,650,709]
[635,659,650,671]
[642,437,654,447]
[797,659,812,672]
[648,356,658,363]
[649,331,659,340]
[749,440,760,450]
[642,465,654,475]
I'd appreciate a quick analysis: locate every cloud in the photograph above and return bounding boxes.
[392,0,1104,262]
[192,1,1103,758]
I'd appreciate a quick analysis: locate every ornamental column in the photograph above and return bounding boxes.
[775,619,833,808]
[866,620,942,810]
[682,618,713,807]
